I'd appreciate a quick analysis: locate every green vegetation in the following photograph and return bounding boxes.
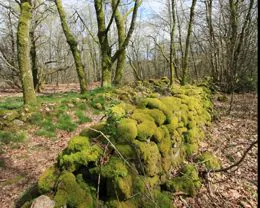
[0,130,26,144]
[3,79,218,208]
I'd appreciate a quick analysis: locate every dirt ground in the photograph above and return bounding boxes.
[174,93,258,208]
[0,89,257,208]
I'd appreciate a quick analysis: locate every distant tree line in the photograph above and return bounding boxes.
[0,0,257,105]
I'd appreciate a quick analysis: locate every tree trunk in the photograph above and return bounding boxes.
[17,0,37,105]
[94,0,112,87]
[181,0,197,85]
[169,0,176,86]
[55,0,88,93]
[112,0,126,85]
[29,30,39,92]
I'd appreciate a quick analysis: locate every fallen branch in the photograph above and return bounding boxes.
[204,140,257,174]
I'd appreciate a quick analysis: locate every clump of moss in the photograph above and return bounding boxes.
[117,118,137,143]
[136,120,157,141]
[139,98,173,123]
[38,166,60,193]
[90,156,128,178]
[165,164,201,196]
[109,103,136,121]
[105,199,137,208]
[143,109,166,126]
[133,140,161,176]
[58,136,102,172]
[54,171,94,208]
[198,151,221,170]
[140,190,174,208]
[131,110,154,123]
[90,156,133,200]
[116,144,136,159]
[80,122,106,138]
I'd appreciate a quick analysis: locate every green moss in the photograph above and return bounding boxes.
[184,143,199,156]
[198,152,221,170]
[106,199,137,208]
[58,136,102,172]
[165,164,201,196]
[54,171,94,208]
[166,117,179,134]
[158,134,172,156]
[115,174,133,199]
[116,144,136,159]
[133,140,161,176]
[117,118,137,143]
[141,190,174,208]
[140,98,173,123]
[38,166,59,193]
[136,120,157,141]
[80,122,106,138]
[144,109,166,126]
[90,156,128,178]
[0,109,20,122]
[153,126,169,143]
[110,104,126,120]
[131,110,154,123]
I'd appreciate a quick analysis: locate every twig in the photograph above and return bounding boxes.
[205,140,257,174]
[86,127,133,170]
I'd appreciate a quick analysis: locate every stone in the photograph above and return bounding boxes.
[30,195,55,208]
[13,119,24,126]
[67,103,74,108]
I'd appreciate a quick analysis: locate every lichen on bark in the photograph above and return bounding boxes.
[17,1,37,106]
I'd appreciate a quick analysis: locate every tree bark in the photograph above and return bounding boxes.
[169,0,176,86]
[181,0,197,85]
[17,0,37,105]
[55,0,88,93]
[94,0,112,87]
[112,0,126,85]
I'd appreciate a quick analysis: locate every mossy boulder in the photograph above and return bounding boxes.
[54,171,94,208]
[136,120,157,141]
[80,122,106,138]
[165,164,201,196]
[117,118,137,143]
[133,140,161,176]
[198,151,221,170]
[38,166,60,194]
[58,136,102,172]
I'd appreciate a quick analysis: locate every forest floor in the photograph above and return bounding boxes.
[0,85,257,208]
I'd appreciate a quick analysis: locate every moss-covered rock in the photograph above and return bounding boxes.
[133,140,161,176]
[80,122,106,138]
[38,166,60,194]
[24,82,215,207]
[58,136,102,172]
[54,171,94,208]
[165,164,201,196]
[136,120,157,141]
[198,151,221,170]
[117,118,137,143]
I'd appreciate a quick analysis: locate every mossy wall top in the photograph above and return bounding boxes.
[33,81,213,208]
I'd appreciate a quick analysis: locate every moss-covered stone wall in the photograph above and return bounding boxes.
[22,80,218,208]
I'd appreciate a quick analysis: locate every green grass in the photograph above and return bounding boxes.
[35,118,57,138]
[29,112,43,125]
[56,113,77,132]
[0,97,23,110]
[38,92,79,104]
[0,130,26,144]
[75,110,92,124]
